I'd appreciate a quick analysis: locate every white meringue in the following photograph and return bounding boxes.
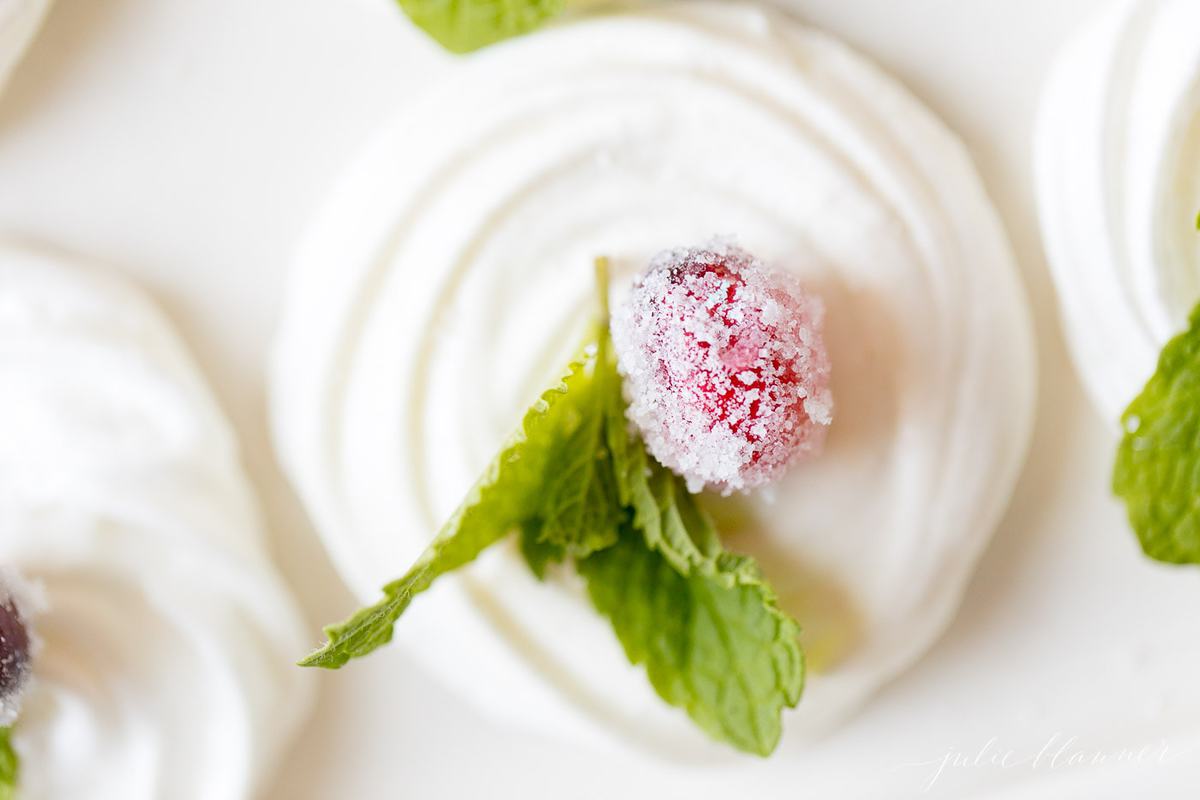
[1036,0,1200,423]
[0,243,312,799]
[272,2,1034,756]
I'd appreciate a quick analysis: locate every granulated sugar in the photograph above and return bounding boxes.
[612,240,832,494]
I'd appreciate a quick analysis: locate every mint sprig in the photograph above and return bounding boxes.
[396,0,566,54]
[1114,218,1200,563]
[299,339,606,668]
[581,524,803,755]
[0,728,18,800]
[1114,303,1200,563]
[303,262,805,754]
[536,340,621,560]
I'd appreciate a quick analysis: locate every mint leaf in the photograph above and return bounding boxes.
[517,520,561,580]
[579,524,804,756]
[303,258,806,756]
[0,728,18,800]
[1114,303,1200,564]
[396,0,566,54]
[300,343,606,668]
[537,337,621,559]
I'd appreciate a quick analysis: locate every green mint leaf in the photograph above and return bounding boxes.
[1114,302,1200,564]
[579,524,804,756]
[0,727,18,800]
[300,343,605,668]
[396,0,566,54]
[517,520,562,580]
[537,336,622,559]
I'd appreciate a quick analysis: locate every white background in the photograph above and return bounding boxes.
[3,0,1199,798]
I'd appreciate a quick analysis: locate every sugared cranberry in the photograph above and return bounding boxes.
[612,241,832,493]
[0,581,32,724]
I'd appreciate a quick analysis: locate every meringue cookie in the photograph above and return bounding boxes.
[272,1,1033,755]
[0,243,311,799]
[1036,0,1200,423]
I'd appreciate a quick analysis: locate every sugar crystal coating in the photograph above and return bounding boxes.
[611,241,832,494]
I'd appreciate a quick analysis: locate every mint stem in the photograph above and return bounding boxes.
[594,257,611,321]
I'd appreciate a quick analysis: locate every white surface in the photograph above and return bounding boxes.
[1,0,1199,798]
[0,244,312,799]
[270,1,1033,757]
[1036,0,1200,423]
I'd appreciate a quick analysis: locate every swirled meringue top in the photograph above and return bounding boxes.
[1037,0,1200,422]
[272,1,1033,756]
[0,243,311,798]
